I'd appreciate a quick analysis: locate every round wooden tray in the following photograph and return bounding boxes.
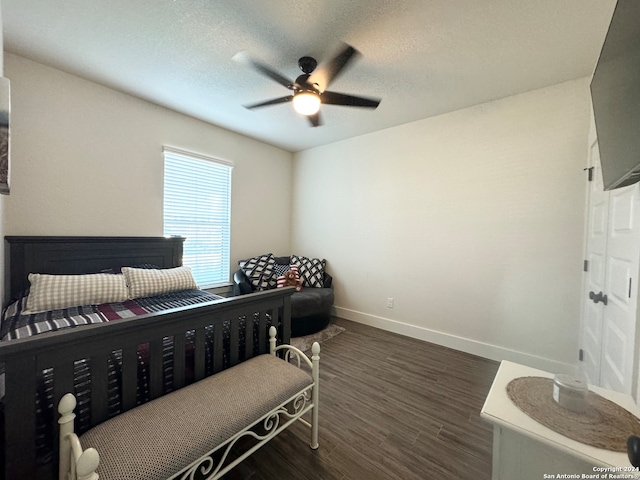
[506,376,640,451]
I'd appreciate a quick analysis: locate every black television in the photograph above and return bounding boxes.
[590,0,640,190]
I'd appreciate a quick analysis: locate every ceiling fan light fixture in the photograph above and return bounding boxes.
[293,91,321,115]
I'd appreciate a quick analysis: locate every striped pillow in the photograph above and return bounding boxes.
[122,266,198,299]
[25,273,129,314]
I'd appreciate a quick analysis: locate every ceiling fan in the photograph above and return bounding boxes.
[240,43,381,127]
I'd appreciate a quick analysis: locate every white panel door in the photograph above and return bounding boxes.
[600,184,640,393]
[581,142,608,386]
[580,141,640,395]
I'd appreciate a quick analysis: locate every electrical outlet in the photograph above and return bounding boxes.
[387,297,394,308]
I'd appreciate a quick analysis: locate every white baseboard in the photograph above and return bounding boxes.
[333,306,577,375]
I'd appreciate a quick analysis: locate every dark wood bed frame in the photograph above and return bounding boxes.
[0,236,293,480]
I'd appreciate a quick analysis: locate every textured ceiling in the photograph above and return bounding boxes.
[3,0,616,152]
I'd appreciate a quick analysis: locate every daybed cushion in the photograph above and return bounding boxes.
[80,354,313,480]
[290,288,334,319]
[24,273,129,314]
[122,266,197,299]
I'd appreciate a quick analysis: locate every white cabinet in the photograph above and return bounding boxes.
[481,361,640,479]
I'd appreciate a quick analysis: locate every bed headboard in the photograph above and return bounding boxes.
[4,236,185,302]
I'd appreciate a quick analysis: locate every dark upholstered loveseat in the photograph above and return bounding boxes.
[232,255,334,337]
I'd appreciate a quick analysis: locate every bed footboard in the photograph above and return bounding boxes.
[0,287,294,480]
[269,326,321,449]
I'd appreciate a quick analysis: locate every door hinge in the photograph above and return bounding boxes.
[584,166,594,181]
[579,349,584,361]
[630,278,633,298]
[583,260,589,272]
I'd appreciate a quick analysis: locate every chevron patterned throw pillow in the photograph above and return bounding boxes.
[291,255,326,288]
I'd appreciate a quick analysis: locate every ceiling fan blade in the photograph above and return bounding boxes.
[246,58,295,90]
[307,111,323,127]
[321,91,381,109]
[314,43,360,90]
[244,95,293,109]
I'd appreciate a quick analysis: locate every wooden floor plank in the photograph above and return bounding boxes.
[222,317,499,479]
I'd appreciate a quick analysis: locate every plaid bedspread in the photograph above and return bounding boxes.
[0,289,221,342]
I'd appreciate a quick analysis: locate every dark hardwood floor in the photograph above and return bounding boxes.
[224,317,500,480]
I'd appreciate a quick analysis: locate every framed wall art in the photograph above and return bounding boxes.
[0,77,10,195]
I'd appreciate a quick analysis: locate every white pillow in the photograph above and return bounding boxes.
[122,266,198,299]
[25,273,129,314]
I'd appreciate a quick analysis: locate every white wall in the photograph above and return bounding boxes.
[292,78,591,372]
[4,50,592,371]
[3,53,293,277]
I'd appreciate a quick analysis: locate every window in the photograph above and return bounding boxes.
[163,147,233,288]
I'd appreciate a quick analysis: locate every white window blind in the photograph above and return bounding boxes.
[163,147,233,288]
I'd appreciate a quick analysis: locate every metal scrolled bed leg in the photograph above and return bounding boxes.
[58,393,100,480]
[269,326,321,450]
